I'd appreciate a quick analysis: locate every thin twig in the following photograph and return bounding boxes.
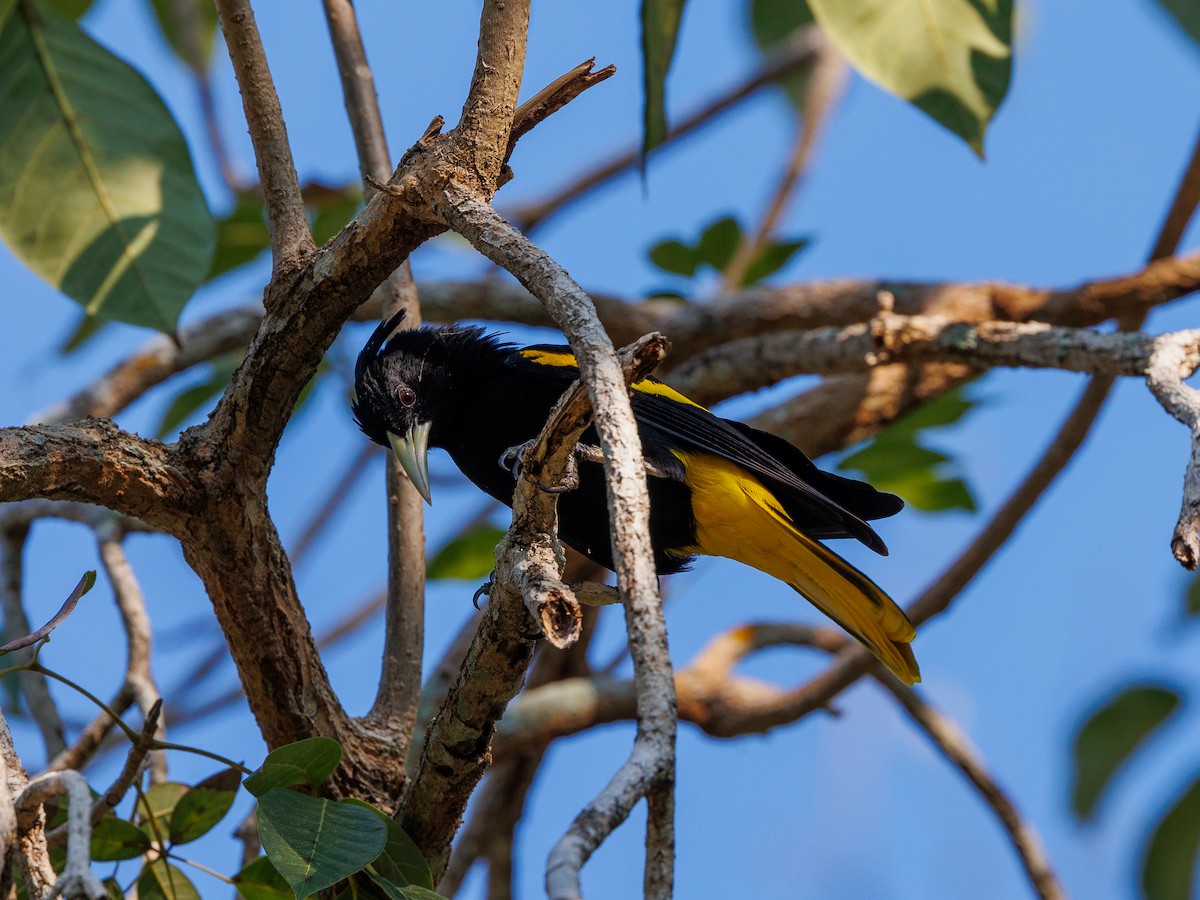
[322,0,429,739]
[212,0,312,269]
[506,58,617,164]
[290,443,378,567]
[438,192,677,899]
[96,525,166,783]
[878,678,1066,900]
[507,29,825,232]
[722,37,844,290]
[0,525,66,759]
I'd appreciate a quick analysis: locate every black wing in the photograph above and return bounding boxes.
[507,344,900,555]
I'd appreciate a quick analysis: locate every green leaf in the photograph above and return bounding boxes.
[306,182,362,246]
[748,0,814,108]
[0,2,215,332]
[244,737,343,798]
[233,857,292,900]
[208,190,269,282]
[1071,684,1181,820]
[148,0,219,73]
[740,237,809,286]
[426,524,506,581]
[1143,772,1200,900]
[805,0,1012,153]
[696,216,741,272]
[58,310,107,355]
[364,872,448,900]
[39,0,92,20]
[168,784,237,844]
[138,860,201,900]
[341,800,433,889]
[750,0,813,48]
[838,387,978,513]
[135,782,189,838]
[154,354,241,438]
[90,816,151,861]
[102,877,124,900]
[1187,576,1200,617]
[641,0,689,156]
[1156,0,1200,50]
[647,239,698,277]
[257,788,388,900]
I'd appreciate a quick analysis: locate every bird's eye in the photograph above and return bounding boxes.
[398,387,416,407]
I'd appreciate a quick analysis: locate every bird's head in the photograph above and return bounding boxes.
[352,311,501,505]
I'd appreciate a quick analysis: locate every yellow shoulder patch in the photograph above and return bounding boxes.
[631,379,708,410]
[520,348,578,369]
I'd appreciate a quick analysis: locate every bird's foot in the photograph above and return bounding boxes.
[498,440,581,494]
[472,572,495,610]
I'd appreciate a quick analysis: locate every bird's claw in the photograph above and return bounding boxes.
[498,440,580,494]
[473,573,494,610]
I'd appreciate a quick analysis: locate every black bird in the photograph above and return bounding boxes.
[352,312,919,684]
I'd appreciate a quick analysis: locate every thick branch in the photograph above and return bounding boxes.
[212,0,312,268]
[0,421,190,535]
[454,0,530,190]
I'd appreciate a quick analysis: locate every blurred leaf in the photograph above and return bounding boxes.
[740,236,810,286]
[806,0,1012,153]
[1143,771,1200,900]
[0,2,215,332]
[208,191,270,282]
[839,388,978,512]
[306,182,362,246]
[1187,576,1200,617]
[1071,684,1181,820]
[136,782,189,838]
[169,784,237,844]
[364,873,448,900]
[648,239,698,277]
[233,857,292,900]
[139,860,201,900]
[154,353,241,438]
[90,816,152,861]
[257,788,387,900]
[1156,0,1200,49]
[208,182,361,282]
[750,0,813,47]
[696,216,741,271]
[641,0,689,156]
[102,877,124,900]
[244,737,343,798]
[341,800,433,889]
[749,0,814,108]
[427,524,506,581]
[39,0,92,20]
[58,311,107,355]
[643,287,689,302]
[148,0,219,72]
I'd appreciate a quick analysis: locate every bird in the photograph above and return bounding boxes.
[352,311,919,684]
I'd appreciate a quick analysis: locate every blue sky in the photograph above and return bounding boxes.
[3,0,1200,897]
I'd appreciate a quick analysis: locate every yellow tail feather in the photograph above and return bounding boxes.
[672,450,920,685]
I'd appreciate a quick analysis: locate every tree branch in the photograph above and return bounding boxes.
[0,421,190,535]
[506,29,826,233]
[454,0,530,191]
[212,0,312,269]
[0,524,66,760]
[436,192,676,899]
[322,0,427,744]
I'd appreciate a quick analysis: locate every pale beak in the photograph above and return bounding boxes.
[387,422,433,505]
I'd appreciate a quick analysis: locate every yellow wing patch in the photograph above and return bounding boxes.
[519,348,578,369]
[671,449,919,684]
[519,348,708,410]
